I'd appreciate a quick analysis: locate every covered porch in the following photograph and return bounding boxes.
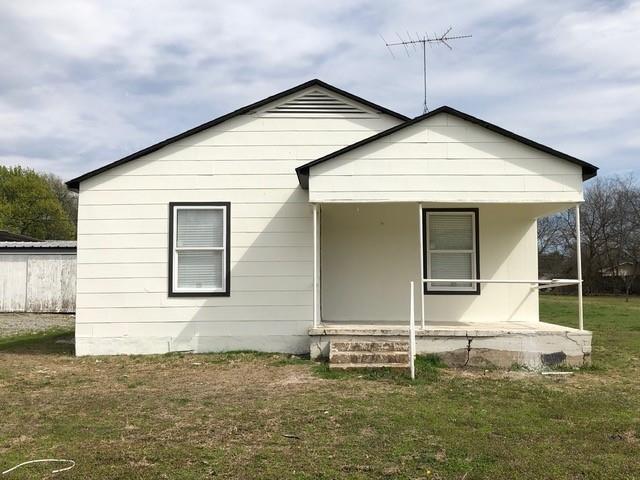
[294,106,597,368]
[307,202,589,368]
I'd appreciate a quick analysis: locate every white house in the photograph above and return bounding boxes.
[67,79,598,368]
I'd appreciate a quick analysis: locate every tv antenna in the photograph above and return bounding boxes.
[381,27,471,113]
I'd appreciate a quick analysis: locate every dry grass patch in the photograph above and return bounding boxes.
[0,295,639,479]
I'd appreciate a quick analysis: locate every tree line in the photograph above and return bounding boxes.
[538,175,640,298]
[0,165,77,240]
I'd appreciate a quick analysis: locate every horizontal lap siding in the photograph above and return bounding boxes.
[76,101,402,354]
[77,276,311,293]
[78,203,311,220]
[76,291,311,308]
[78,217,311,234]
[76,261,312,278]
[75,306,311,323]
[76,320,313,337]
[77,232,312,249]
[309,113,584,203]
[78,247,312,263]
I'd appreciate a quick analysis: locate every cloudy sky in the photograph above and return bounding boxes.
[0,0,637,181]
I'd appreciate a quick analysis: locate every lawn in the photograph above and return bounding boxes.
[0,296,638,479]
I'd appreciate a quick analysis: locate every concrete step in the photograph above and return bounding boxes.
[329,362,408,370]
[330,341,409,353]
[330,351,409,364]
[329,340,410,369]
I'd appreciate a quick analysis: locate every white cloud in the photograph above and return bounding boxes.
[0,0,637,180]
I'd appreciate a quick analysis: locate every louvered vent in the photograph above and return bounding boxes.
[263,90,370,116]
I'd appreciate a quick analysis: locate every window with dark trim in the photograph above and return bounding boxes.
[423,208,480,295]
[168,202,231,297]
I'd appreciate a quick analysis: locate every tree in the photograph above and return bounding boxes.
[537,174,640,297]
[39,172,78,228]
[0,165,75,240]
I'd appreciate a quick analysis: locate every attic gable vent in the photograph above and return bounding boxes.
[262,90,372,117]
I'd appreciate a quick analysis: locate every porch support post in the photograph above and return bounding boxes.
[418,203,425,328]
[313,203,320,328]
[575,204,584,330]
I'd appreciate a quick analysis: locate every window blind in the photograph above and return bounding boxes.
[426,212,476,292]
[177,250,223,289]
[430,252,473,288]
[177,209,223,248]
[428,214,473,250]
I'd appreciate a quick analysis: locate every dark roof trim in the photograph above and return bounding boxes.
[66,79,409,191]
[0,247,76,253]
[296,105,598,188]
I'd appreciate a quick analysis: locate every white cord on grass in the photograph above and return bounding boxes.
[2,459,75,475]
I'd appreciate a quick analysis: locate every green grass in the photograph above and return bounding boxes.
[0,296,638,479]
[0,327,74,354]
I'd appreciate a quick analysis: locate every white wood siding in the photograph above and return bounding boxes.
[308,113,584,203]
[75,87,402,355]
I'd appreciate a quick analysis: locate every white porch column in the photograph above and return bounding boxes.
[575,204,584,330]
[418,203,425,328]
[313,203,320,328]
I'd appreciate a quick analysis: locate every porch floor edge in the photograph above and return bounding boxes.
[309,321,591,337]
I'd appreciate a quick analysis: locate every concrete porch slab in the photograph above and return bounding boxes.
[309,321,592,369]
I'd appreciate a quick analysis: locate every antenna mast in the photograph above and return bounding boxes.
[382,27,471,113]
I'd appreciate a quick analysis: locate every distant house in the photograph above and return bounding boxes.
[600,262,638,278]
[66,79,598,367]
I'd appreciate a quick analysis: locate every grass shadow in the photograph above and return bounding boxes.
[0,328,75,355]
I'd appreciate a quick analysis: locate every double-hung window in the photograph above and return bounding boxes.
[169,202,230,296]
[423,209,479,294]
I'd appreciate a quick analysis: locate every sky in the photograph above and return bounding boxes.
[0,0,638,182]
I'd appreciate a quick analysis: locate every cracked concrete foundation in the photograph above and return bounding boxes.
[309,324,592,368]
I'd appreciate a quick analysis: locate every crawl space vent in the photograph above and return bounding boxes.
[263,90,370,116]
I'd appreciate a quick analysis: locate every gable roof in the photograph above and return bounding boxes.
[66,79,409,191]
[296,105,598,188]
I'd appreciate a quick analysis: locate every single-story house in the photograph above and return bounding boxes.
[66,79,598,367]
[0,241,76,313]
[600,262,638,278]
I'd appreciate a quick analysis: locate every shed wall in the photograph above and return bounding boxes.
[0,253,76,313]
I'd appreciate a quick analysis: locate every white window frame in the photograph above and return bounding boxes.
[171,203,228,295]
[425,210,479,293]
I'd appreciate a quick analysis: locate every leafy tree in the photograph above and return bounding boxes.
[39,172,78,228]
[0,165,75,240]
